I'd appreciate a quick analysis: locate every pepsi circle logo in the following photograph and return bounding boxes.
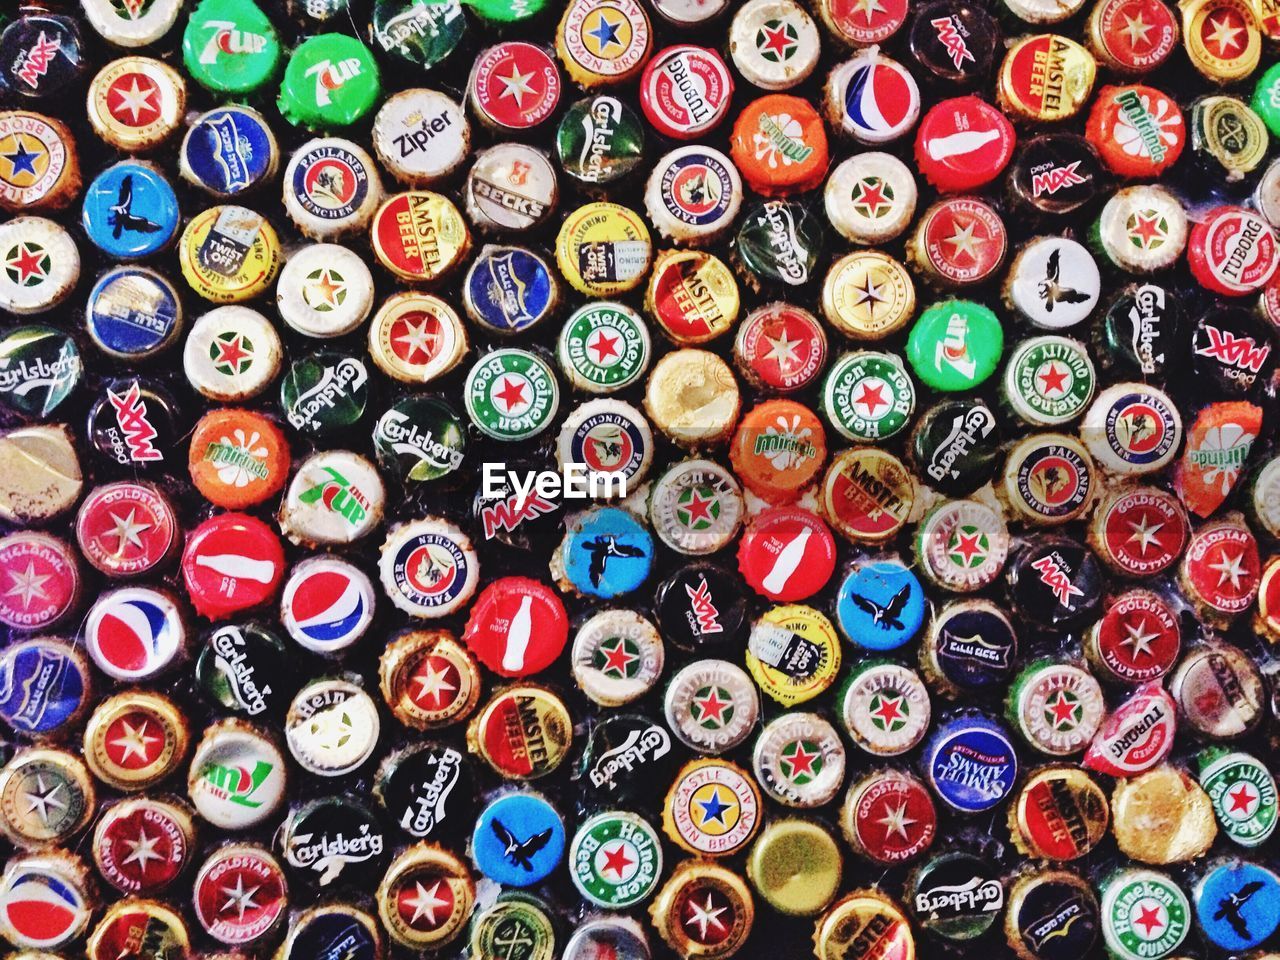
[84,588,182,681]
[842,57,919,142]
[281,559,374,653]
[0,867,87,948]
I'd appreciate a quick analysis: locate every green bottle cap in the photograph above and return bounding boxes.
[182,0,282,96]
[0,325,81,419]
[1252,62,1280,137]
[370,0,467,68]
[556,301,651,393]
[464,348,560,441]
[373,394,468,484]
[465,0,549,22]
[1100,868,1189,960]
[1197,748,1278,848]
[279,352,369,438]
[906,300,1003,392]
[278,33,382,130]
[820,350,915,443]
[556,95,646,187]
[1002,335,1095,427]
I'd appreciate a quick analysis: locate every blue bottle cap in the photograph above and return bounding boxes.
[180,105,280,197]
[85,266,182,360]
[464,245,559,336]
[80,161,180,260]
[835,560,926,651]
[1194,859,1280,951]
[559,506,655,599]
[923,713,1019,813]
[0,637,90,737]
[472,791,565,887]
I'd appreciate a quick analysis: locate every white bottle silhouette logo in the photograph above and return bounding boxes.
[195,553,275,584]
[762,528,810,595]
[925,128,999,161]
[503,595,534,672]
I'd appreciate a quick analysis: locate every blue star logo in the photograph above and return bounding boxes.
[3,138,40,179]
[697,787,734,826]
[588,13,622,49]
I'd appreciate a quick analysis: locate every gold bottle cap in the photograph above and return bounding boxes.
[556,202,653,297]
[83,691,189,792]
[367,292,469,385]
[466,684,572,780]
[379,630,482,730]
[0,424,82,525]
[645,249,740,345]
[1180,0,1262,81]
[179,205,282,303]
[0,111,80,212]
[87,57,186,151]
[376,842,475,950]
[822,251,916,341]
[649,859,754,959]
[1000,433,1096,526]
[88,899,189,960]
[0,747,96,848]
[814,890,915,960]
[370,192,471,283]
[644,349,741,448]
[1009,764,1109,861]
[820,447,916,544]
[998,35,1098,122]
[746,819,842,917]
[1110,763,1218,864]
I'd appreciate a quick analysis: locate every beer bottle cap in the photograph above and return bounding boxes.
[1195,860,1280,950]
[276,794,388,892]
[1190,94,1269,179]
[745,603,840,705]
[570,810,663,907]
[182,0,280,95]
[1181,0,1260,81]
[554,506,654,598]
[824,152,917,245]
[915,96,1015,193]
[822,251,916,339]
[840,659,931,759]
[82,161,179,259]
[729,0,821,92]
[906,299,1003,390]
[181,513,285,620]
[195,622,291,718]
[370,0,465,68]
[465,245,559,337]
[1095,184,1188,273]
[0,747,95,847]
[731,94,829,195]
[570,609,665,707]
[556,95,646,188]
[1003,335,1096,426]
[556,0,652,87]
[907,850,1003,942]
[468,893,554,960]
[647,458,743,556]
[1007,659,1105,756]
[0,637,90,740]
[999,434,1096,526]
[374,741,474,842]
[818,0,908,42]
[923,600,1018,696]
[654,562,747,652]
[1085,588,1180,684]
[663,659,760,754]
[1004,236,1100,328]
[1099,867,1191,958]
[1169,643,1265,738]
[183,306,282,402]
[737,508,836,602]
[1088,485,1187,576]
[469,43,561,131]
[821,348,918,447]
[906,196,1006,287]
[564,916,651,960]
[733,199,823,289]
[471,791,565,885]
[1005,869,1098,960]
[558,301,650,393]
[645,349,741,448]
[645,150,743,248]
[1081,383,1181,475]
[824,50,920,146]
[379,629,480,729]
[379,517,479,618]
[1084,681,1177,776]
[370,191,471,284]
[376,842,473,950]
[653,0,730,23]
[752,711,845,808]
[1012,768,1106,869]
[85,266,182,361]
[913,497,1008,590]
[193,842,287,945]
[1085,84,1185,177]
[639,46,734,139]
[1252,61,1280,135]
[1199,749,1278,847]
[841,769,937,865]
[278,905,381,960]
[649,860,754,959]
[178,205,281,303]
[734,302,826,393]
[281,353,369,439]
[0,424,81,526]
[464,348,560,441]
[924,713,1019,812]
[278,33,381,130]
[1094,282,1178,381]
[372,395,466,486]
[88,901,190,960]
[1187,204,1278,296]
[284,677,380,777]
[280,555,375,656]
[0,111,78,212]
[187,719,286,829]
[372,89,468,186]
[83,586,186,682]
[0,324,80,418]
[813,891,912,960]
[577,713,676,805]
[87,57,185,152]
[556,202,652,297]
[468,684,572,778]
[92,795,194,896]
[1004,0,1086,20]
[463,577,567,678]
[908,1,1000,84]
[279,450,385,547]
[75,480,178,578]
[368,293,468,385]
[0,217,79,316]
[83,0,183,48]
[283,138,384,240]
[998,35,1096,122]
[835,562,925,649]
[0,532,80,632]
[1087,0,1180,73]
[662,757,761,857]
[1177,402,1263,517]
[180,106,278,197]
[1009,134,1106,216]
[187,408,290,509]
[464,145,558,234]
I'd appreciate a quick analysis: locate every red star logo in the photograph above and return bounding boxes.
[872,695,904,727]
[1134,904,1164,936]
[494,377,528,411]
[598,637,638,677]
[759,22,794,56]
[1047,691,1078,727]
[213,334,251,371]
[600,844,634,878]
[853,179,891,217]
[7,243,45,282]
[1130,212,1164,247]
[1037,363,1068,395]
[694,687,730,724]
[589,331,619,362]
[952,531,984,565]
[1228,783,1257,814]
[783,741,818,778]
[854,382,887,415]
[681,492,714,525]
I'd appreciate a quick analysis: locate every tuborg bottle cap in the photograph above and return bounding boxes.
[640,46,734,140]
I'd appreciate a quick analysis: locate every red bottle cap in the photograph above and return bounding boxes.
[1084,680,1177,776]
[1187,205,1279,297]
[737,506,836,601]
[462,576,568,678]
[0,531,79,631]
[735,303,828,393]
[823,0,908,44]
[730,94,830,196]
[640,45,734,140]
[181,512,285,620]
[1182,518,1261,618]
[1085,84,1184,178]
[470,42,562,131]
[1093,487,1188,576]
[1090,589,1180,684]
[193,843,287,945]
[93,796,193,895]
[913,96,1015,193]
[845,770,937,865]
[75,481,178,578]
[1090,0,1179,73]
[912,196,1007,285]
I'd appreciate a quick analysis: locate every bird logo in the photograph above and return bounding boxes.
[1036,247,1092,313]
[107,175,161,239]
[583,535,645,587]
[847,585,910,631]
[491,818,552,871]
[1214,881,1264,940]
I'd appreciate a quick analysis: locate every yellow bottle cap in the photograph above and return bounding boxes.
[998,35,1098,122]
[1110,763,1218,864]
[650,859,754,959]
[745,604,841,706]
[0,111,80,212]
[1008,764,1109,861]
[822,250,916,341]
[87,57,186,152]
[747,819,842,917]
[645,349,741,447]
[1180,0,1262,82]
[465,684,572,779]
[556,201,653,297]
[814,890,915,960]
[645,249,740,345]
[556,0,653,87]
[179,205,282,303]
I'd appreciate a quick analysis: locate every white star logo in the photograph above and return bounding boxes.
[219,874,262,921]
[1121,617,1159,659]
[111,77,157,124]
[877,801,917,841]
[1125,515,1164,555]
[109,718,160,763]
[497,65,537,107]
[944,218,987,262]
[852,0,887,22]
[1209,549,1246,590]
[1205,14,1244,53]
[106,508,152,556]
[23,774,66,825]
[5,561,49,609]
[685,894,728,939]
[394,316,436,359]
[412,663,457,705]
[763,331,801,370]
[122,828,165,873]
[1121,11,1155,46]
[404,880,451,926]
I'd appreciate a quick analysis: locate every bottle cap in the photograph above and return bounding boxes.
[747,819,841,918]
[663,659,760,754]
[0,324,80,418]
[822,252,917,341]
[654,562,748,653]
[1008,661,1105,756]
[87,377,179,474]
[464,348,560,441]
[379,517,479,619]
[835,562,926,650]
[372,395,466,487]
[819,0,908,42]
[577,713,677,804]
[556,0,652,87]
[371,89,467,187]
[923,714,1019,812]
[367,292,468,384]
[278,905,381,960]
[1181,0,1260,81]
[1252,61,1280,135]
[663,758,761,857]
[1085,588,1180,684]
[1095,184,1188,273]
[278,450,385,547]
[181,513,285,620]
[1003,336,1096,427]
[1005,869,1098,960]
[471,791,565,885]
[653,0,730,23]
[1190,94,1269,180]
[913,498,1008,590]
[570,810,663,908]
[570,609,665,707]
[923,599,1018,695]
[1188,204,1278,296]
[645,150,743,249]
[1258,556,1280,641]
[87,57,185,152]
[730,94,829,195]
[83,586,186,682]
[906,299,1003,390]
[735,302,826,394]
[283,138,384,240]
[370,0,465,68]
[278,34,380,130]
[1083,681,1177,776]
[729,0,821,91]
[178,205,281,303]
[75,481,178,578]
[182,0,279,95]
[1095,282,1179,381]
[553,506,654,598]
[907,850,1003,942]
[999,434,1096,526]
[187,408,290,509]
[463,577,567,679]
[0,637,90,739]
[83,0,183,48]
[1099,868,1190,959]
[93,796,194,896]
[738,509,836,602]
[183,307,282,402]
[556,94,646,187]
[187,718,286,829]
[824,50,920,146]
[915,96,1015,192]
[180,106,278,199]
[468,685,572,779]
[813,891,913,960]
[280,555,376,655]
[0,217,79,316]
[285,677,380,776]
[0,111,78,212]
[1010,134,1106,216]
[1198,749,1277,846]
[907,196,1006,287]
[464,145,558,234]
[1188,308,1273,399]
[751,711,845,807]
[1006,538,1103,630]
[1005,237,1100,328]
[195,622,291,718]
[644,250,740,345]
[1195,859,1280,951]
[998,35,1096,122]
[645,349,741,448]
[0,532,80,632]
[468,893,554,960]
[374,741,475,841]
[729,399,827,502]
[558,301,651,393]
[468,43,561,131]
[649,860,754,959]
[464,246,559,337]
[823,152,917,244]
[745,603,840,705]
[1087,0,1180,72]
[842,769,937,865]
[1081,383,1182,474]
[1177,401,1263,516]
[281,353,370,439]
[1086,84,1185,177]
[0,747,95,847]
[556,202,653,297]
[370,191,471,283]
[1115,765,1216,866]
[379,629,480,729]
[88,900,191,960]
[647,458,743,556]
[0,424,81,525]
[81,161,179,259]
[909,1,1001,84]
[1088,485,1187,577]
[85,266,182,361]
[277,794,388,892]
[1170,643,1265,738]
[193,843,286,945]
[733,199,823,289]
[376,843,473,949]
[639,46,734,139]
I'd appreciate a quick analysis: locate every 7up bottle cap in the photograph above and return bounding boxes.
[1198,748,1278,847]
[465,349,559,441]
[907,300,1003,392]
[277,34,381,130]
[182,0,281,96]
[557,301,651,393]
[1100,868,1189,960]
[821,350,915,443]
[570,811,663,908]
[279,450,385,546]
[187,718,287,829]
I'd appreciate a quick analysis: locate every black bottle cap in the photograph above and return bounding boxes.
[1005,536,1103,631]
[277,794,390,893]
[1009,134,1107,216]
[907,850,1004,942]
[1190,305,1276,400]
[654,561,748,653]
[194,622,295,720]
[87,376,185,472]
[471,457,564,551]
[926,600,1018,693]
[374,742,476,842]
[0,14,85,99]
[577,713,679,806]
[1094,283,1181,383]
[910,398,1001,497]
[908,1,1000,86]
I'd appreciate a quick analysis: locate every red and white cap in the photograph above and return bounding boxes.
[914,96,1016,193]
[463,576,569,677]
[181,513,285,620]
[1187,205,1279,297]
[640,45,735,140]
[738,506,836,601]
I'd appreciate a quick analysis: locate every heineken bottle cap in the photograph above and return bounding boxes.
[1094,184,1188,273]
[840,657,932,756]
[570,811,663,907]
[182,0,280,96]
[747,819,841,917]
[276,245,373,341]
[663,658,760,754]
[464,348,560,441]
[914,499,1009,592]
[372,89,469,186]
[370,191,471,283]
[0,217,79,316]
[0,324,81,419]
[83,0,183,48]
[1003,335,1096,426]
[370,0,466,68]
[751,711,845,807]
[278,34,381,130]
[729,0,821,92]
[556,95,646,187]
[1099,868,1190,960]
[823,152,918,245]
[557,301,651,393]
[1198,749,1278,847]
[464,144,558,234]
[81,161,179,259]
[570,609,665,706]
[283,138,384,240]
[180,106,279,197]
[285,677,380,776]
[87,57,186,152]
[821,350,916,443]
[906,300,1003,391]
[1007,659,1105,756]
[647,458,742,556]
[373,394,466,485]
[178,206,281,303]
[183,306,281,402]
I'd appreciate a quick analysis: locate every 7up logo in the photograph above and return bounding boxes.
[298,466,370,526]
[199,20,269,63]
[202,760,273,809]
[935,313,975,379]
[306,58,363,106]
